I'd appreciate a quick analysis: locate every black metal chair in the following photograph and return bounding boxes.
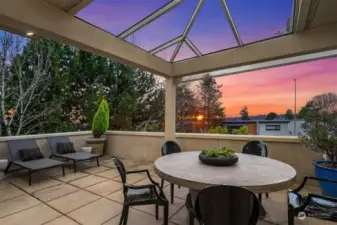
[112,157,169,225]
[161,141,181,204]
[288,176,337,225]
[242,140,269,202]
[185,185,260,225]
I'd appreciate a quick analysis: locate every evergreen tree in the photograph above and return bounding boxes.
[284,109,294,120]
[176,83,198,132]
[198,75,225,130]
[265,112,277,120]
[240,106,249,120]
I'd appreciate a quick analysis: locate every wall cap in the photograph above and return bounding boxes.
[0,130,301,143]
[0,131,91,142]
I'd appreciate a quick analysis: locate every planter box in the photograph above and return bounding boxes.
[85,137,106,154]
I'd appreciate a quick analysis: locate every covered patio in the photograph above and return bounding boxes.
[1,0,337,225]
[0,154,323,225]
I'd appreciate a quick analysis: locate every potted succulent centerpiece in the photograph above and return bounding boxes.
[199,147,238,166]
[300,108,337,197]
[86,99,110,154]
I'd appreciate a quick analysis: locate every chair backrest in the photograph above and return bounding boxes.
[162,141,181,156]
[47,136,71,154]
[195,185,260,225]
[7,139,40,161]
[112,157,126,183]
[242,141,268,157]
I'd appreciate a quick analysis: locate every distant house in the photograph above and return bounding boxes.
[221,119,305,136]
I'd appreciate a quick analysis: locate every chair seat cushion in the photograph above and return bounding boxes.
[57,142,76,154]
[54,152,100,161]
[126,187,156,204]
[288,192,304,209]
[305,196,337,217]
[14,158,64,170]
[289,192,337,219]
[18,148,44,161]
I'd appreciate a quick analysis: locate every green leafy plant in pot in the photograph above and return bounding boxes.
[199,147,238,166]
[86,99,110,154]
[300,108,337,197]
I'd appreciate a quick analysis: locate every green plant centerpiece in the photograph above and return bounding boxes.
[86,99,110,154]
[199,147,238,166]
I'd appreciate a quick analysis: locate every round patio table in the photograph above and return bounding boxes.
[154,151,297,218]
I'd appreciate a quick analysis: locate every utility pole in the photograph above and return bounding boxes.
[293,79,297,136]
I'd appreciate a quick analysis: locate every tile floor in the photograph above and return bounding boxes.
[0,157,335,225]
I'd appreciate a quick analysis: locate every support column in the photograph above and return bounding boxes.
[164,77,176,140]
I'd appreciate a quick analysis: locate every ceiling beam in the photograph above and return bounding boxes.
[172,23,337,77]
[170,0,205,62]
[185,38,202,56]
[293,0,318,32]
[68,0,93,15]
[149,36,182,55]
[176,49,337,83]
[118,0,182,39]
[0,0,172,77]
[219,0,243,47]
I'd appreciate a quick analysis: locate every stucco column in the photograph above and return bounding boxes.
[164,77,176,140]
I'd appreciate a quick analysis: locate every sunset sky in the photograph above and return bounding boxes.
[215,57,337,117]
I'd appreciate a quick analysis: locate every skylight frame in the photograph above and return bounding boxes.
[76,0,296,63]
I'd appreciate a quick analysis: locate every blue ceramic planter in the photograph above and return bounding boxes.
[313,160,337,197]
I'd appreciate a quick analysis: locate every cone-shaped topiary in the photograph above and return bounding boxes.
[92,99,110,138]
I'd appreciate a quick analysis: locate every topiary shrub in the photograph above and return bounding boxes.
[92,99,110,138]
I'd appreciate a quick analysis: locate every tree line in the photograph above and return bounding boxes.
[0,32,224,136]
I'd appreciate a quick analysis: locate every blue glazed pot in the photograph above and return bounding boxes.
[313,160,337,197]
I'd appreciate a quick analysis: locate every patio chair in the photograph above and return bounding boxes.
[161,140,181,204]
[47,136,101,173]
[185,185,260,225]
[4,139,65,185]
[242,140,269,201]
[288,176,337,225]
[112,157,169,225]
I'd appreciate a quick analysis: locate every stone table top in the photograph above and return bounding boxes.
[154,152,297,193]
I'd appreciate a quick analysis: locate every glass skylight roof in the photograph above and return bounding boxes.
[124,0,198,51]
[77,0,171,35]
[226,0,294,44]
[174,42,197,62]
[188,0,237,54]
[155,43,178,61]
[76,0,294,62]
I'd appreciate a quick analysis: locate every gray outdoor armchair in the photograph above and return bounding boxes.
[47,136,101,173]
[5,139,65,185]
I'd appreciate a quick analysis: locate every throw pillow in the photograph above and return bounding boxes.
[18,148,44,161]
[57,142,76,154]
